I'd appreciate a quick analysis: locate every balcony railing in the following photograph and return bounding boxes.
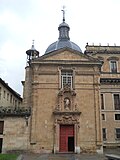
[0,106,31,117]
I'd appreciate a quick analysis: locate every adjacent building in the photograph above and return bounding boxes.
[0,78,30,153]
[0,78,22,108]
[85,45,120,147]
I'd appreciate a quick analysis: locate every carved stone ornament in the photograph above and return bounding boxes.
[58,87,76,97]
[56,114,79,125]
[54,104,61,111]
[63,84,71,92]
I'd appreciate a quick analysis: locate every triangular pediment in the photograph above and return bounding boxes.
[38,48,99,62]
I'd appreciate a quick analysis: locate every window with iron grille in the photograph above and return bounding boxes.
[61,71,73,89]
[114,94,120,110]
[110,61,117,73]
[115,128,120,140]
[102,128,107,141]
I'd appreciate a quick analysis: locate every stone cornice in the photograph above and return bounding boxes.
[31,60,102,66]
[85,50,120,54]
[53,111,81,116]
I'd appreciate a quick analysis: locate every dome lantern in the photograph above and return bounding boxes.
[26,40,39,62]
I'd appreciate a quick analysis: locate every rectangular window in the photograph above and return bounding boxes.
[7,93,9,101]
[13,98,15,105]
[115,114,120,120]
[10,95,12,103]
[114,94,120,110]
[101,94,104,110]
[3,90,5,98]
[110,61,117,73]
[61,70,73,89]
[15,100,17,107]
[0,121,4,134]
[102,128,107,141]
[115,128,120,140]
[102,114,105,120]
[18,101,20,107]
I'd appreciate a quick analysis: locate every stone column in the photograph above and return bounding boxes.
[93,74,103,154]
[54,121,59,153]
[75,123,80,154]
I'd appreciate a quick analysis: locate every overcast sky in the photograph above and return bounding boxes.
[0,0,120,96]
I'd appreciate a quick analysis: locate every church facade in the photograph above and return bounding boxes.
[0,12,120,154]
[23,17,103,154]
[24,49,102,153]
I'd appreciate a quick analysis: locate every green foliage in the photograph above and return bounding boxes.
[0,154,18,160]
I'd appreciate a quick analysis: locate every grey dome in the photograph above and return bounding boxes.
[45,14,82,54]
[45,40,82,54]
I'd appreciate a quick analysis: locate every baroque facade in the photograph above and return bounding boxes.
[0,14,120,154]
[23,17,103,154]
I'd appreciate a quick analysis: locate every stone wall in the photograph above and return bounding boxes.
[1,117,29,153]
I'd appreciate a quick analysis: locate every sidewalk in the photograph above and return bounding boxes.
[21,148,120,160]
[22,153,105,160]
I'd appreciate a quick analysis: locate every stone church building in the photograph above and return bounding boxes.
[23,16,103,154]
[0,12,120,154]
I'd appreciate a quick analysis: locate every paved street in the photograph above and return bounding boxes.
[21,148,120,160]
[22,153,105,160]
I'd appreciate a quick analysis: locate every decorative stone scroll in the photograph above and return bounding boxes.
[56,114,79,125]
[53,110,81,126]
[58,85,76,97]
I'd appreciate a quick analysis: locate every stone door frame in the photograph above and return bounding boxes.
[53,112,80,153]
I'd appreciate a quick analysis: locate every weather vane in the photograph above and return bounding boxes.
[61,5,66,22]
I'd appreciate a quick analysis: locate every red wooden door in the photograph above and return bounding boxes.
[59,125,74,152]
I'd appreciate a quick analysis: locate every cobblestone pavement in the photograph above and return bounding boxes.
[22,148,120,160]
